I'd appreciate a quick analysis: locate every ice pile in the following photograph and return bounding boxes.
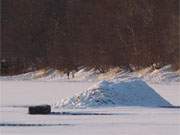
[57,77,171,108]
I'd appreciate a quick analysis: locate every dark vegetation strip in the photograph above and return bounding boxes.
[1,0,179,75]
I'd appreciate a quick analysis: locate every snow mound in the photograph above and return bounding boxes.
[57,78,171,108]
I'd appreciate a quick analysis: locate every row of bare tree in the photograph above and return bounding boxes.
[1,0,179,75]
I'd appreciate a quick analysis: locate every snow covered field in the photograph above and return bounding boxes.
[1,105,180,135]
[0,67,180,135]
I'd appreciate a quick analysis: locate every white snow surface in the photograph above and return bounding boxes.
[0,81,180,135]
[0,81,94,107]
[0,66,180,135]
[1,106,180,135]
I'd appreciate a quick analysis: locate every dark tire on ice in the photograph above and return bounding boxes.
[28,105,51,114]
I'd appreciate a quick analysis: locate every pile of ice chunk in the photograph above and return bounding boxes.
[57,77,171,108]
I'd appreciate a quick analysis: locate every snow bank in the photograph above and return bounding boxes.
[0,69,67,81]
[0,68,100,82]
[0,70,44,81]
[57,78,171,108]
[142,65,180,83]
[1,65,179,83]
[71,68,99,81]
[36,69,67,81]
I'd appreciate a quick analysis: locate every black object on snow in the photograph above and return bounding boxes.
[28,105,51,114]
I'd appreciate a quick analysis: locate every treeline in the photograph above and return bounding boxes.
[1,0,179,75]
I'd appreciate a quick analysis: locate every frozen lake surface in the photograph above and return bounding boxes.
[1,106,180,135]
[0,80,180,135]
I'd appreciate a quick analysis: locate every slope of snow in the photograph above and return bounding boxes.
[57,77,171,108]
[148,83,180,106]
